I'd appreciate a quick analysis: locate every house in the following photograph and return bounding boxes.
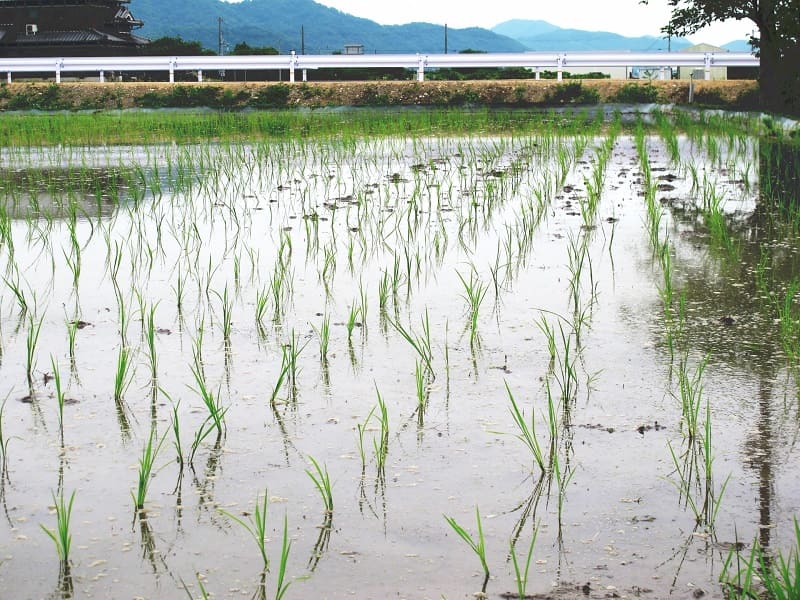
[679,43,728,80]
[0,0,148,57]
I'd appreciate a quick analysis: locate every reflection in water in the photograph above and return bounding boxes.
[659,134,800,558]
[0,167,134,220]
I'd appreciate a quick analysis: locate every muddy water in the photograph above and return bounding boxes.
[0,130,798,600]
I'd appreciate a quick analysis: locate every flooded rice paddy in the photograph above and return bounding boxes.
[0,112,798,599]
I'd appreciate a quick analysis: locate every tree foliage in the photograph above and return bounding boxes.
[644,0,800,114]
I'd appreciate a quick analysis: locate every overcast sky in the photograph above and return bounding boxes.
[310,0,753,46]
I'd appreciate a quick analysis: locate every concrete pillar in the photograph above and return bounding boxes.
[100,70,105,83]
[198,69,203,83]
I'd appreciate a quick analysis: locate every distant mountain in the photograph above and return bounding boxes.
[491,19,561,41]
[722,40,754,52]
[131,0,526,54]
[492,20,692,52]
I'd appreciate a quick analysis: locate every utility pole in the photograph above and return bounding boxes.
[444,23,448,54]
[218,17,225,79]
[301,25,305,54]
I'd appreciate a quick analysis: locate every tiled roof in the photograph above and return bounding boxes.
[14,30,105,44]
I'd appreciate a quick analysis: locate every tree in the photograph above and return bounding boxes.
[643,0,799,115]
[141,36,215,56]
[231,42,280,56]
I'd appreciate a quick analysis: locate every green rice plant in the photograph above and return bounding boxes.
[50,356,66,441]
[456,268,489,348]
[306,454,333,516]
[213,285,233,344]
[286,329,308,392]
[270,346,291,406]
[777,280,800,361]
[62,247,81,294]
[312,313,331,362]
[553,321,579,405]
[132,426,167,512]
[676,353,709,443]
[66,320,78,364]
[510,525,538,600]
[26,313,44,386]
[374,387,389,477]
[275,513,293,600]
[113,346,134,403]
[377,269,390,312]
[3,273,28,316]
[255,286,269,333]
[346,303,362,341]
[189,361,226,439]
[218,489,271,574]
[144,303,158,384]
[444,506,490,592]
[356,405,376,474]
[720,518,800,600]
[505,382,548,474]
[414,360,429,413]
[173,268,186,316]
[40,489,76,567]
[0,398,12,481]
[168,399,184,471]
[388,310,434,379]
[188,416,216,467]
[703,187,738,258]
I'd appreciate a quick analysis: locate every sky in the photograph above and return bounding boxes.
[309,0,754,46]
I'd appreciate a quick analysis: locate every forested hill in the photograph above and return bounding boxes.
[132,0,526,54]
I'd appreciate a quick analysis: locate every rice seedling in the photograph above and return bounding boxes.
[720,518,800,600]
[40,489,76,588]
[270,346,292,406]
[66,320,78,364]
[356,405,376,475]
[0,398,12,481]
[213,285,233,344]
[167,399,185,473]
[456,268,489,348]
[306,454,333,516]
[510,524,538,600]
[388,310,434,379]
[676,353,709,443]
[3,273,28,316]
[287,329,308,391]
[504,382,557,475]
[255,286,270,334]
[113,346,135,403]
[414,360,429,415]
[189,360,226,440]
[373,387,389,477]
[144,302,159,385]
[444,506,490,592]
[275,513,293,600]
[312,313,331,362]
[218,489,271,575]
[49,356,66,441]
[132,426,167,513]
[25,313,44,387]
[346,302,362,341]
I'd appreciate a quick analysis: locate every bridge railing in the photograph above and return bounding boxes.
[0,51,758,84]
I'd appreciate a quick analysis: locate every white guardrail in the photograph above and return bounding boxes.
[0,51,759,84]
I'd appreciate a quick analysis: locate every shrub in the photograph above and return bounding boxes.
[543,82,599,106]
[248,84,292,109]
[611,83,660,104]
